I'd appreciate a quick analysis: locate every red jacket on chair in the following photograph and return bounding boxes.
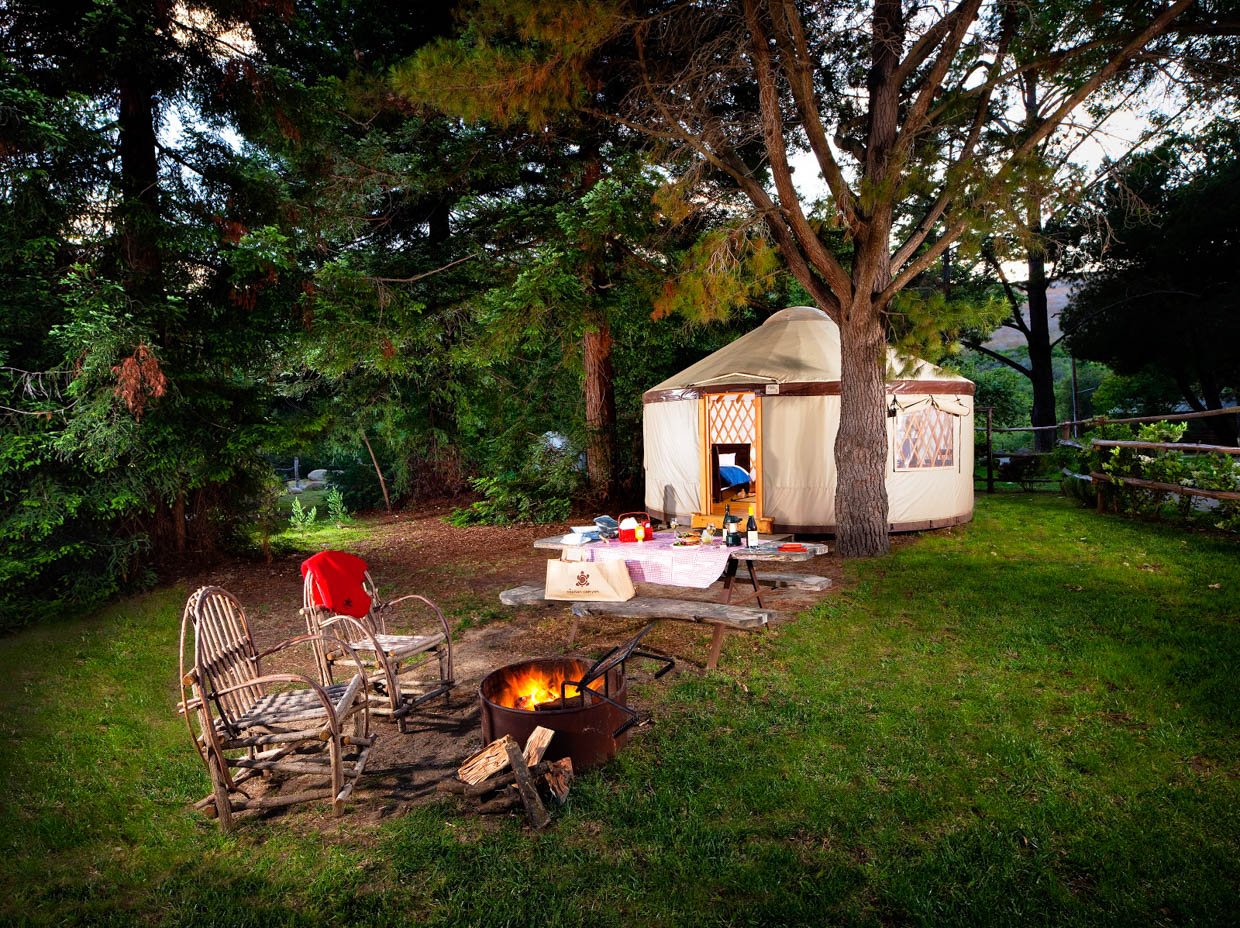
[301,550,372,618]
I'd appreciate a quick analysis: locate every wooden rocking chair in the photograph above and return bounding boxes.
[178,586,375,831]
[301,552,455,733]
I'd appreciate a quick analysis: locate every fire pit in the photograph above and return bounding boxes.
[478,625,673,771]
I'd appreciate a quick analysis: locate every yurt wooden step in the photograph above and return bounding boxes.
[689,512,775,533]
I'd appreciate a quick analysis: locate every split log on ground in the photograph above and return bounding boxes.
[463,761,550,798]
[754,572,832,592]
[503,738,552,830]
[570,597,771,629]
[500,585,551,606]
[544,757,574,806]
[457,734,516,785]
[523,726,554,766]
[475,792,522,815]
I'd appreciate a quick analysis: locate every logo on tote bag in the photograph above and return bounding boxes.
[576,571,591,587]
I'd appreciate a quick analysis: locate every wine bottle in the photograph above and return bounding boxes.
[746,504,759,547]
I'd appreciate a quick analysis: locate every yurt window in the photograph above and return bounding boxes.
[895,407,956,470]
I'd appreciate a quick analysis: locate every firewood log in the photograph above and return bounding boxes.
[544,757,574,805]
[523,726,554,766]
[457,735,515,785]
[503,738,551,830]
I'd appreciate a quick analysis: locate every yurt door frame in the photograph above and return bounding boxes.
[697,392,763,522]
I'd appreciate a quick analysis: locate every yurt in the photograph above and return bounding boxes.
[643,306,974,534]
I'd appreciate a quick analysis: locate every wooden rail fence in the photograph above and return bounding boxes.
[974,405,1239,494]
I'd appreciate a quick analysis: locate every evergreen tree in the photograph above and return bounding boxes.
[1063,131,1240,443]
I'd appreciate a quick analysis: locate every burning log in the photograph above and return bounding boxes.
[532,696,585,712]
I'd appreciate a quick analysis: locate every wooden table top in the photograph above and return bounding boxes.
[532,533,826,562]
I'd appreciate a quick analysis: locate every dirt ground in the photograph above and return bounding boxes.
[182,502,845,825]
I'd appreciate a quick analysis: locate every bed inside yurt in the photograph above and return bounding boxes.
[642,306,975,534]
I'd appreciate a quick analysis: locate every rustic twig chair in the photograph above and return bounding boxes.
[301,551,455,733]
[178,586,375,831]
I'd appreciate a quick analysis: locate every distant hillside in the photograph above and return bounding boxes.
[983,280,1076,352]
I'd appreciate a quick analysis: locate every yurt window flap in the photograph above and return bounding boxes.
[894,406,957,471]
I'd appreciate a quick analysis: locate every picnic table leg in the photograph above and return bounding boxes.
[745,561,765,609]
[721,558,738,604]
[706,625,727,670]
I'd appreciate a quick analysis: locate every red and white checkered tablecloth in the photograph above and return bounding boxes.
[584,532,733,589]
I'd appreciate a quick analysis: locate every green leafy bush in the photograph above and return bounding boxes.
[288,496,317,530]
[325,487,350,525]
[448,441,582,526]
[1059,420,1240,531]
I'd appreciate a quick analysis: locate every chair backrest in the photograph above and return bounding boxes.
[302,552,384,643]
[180,586,263,735]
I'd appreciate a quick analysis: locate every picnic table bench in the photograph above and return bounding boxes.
[499,585,772,670]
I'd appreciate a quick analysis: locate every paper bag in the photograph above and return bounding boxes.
[544,557,635,602]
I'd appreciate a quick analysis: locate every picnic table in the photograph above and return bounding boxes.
[531,532,828,607]
[509,531,831,669]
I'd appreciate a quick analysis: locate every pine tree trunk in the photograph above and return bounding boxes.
[829,0,899,558]
[117,72,161,293]
[834,295,891,557]
[578,141,614,503]
[582,314,614,502]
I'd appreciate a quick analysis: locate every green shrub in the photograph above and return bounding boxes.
[448,441,582,526]
[325,487,350,525]
[1059,420,1239,530]
[288,496,317,530]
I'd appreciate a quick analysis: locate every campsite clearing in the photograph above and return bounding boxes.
[1,494,1237,926]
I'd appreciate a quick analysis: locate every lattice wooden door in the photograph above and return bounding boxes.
[895,408,956,470]
[708,393,756,444]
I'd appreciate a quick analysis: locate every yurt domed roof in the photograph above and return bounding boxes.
[645,306,971,396]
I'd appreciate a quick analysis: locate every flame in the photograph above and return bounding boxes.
[492,663,584,711]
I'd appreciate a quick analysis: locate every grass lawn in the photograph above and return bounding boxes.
[2,494,1237,926]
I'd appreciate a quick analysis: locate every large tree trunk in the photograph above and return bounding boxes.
[578,143,615,503]
[826,0,899,557]
[834,295,891,556]
[1025,243,1058,452]
[1022,73,1058,453]
[582,313,615,501]
[117,71,162,295]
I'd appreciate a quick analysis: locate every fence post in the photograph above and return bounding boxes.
[986,408,995,494]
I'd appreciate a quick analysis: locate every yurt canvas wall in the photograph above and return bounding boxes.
[642,307,974,534]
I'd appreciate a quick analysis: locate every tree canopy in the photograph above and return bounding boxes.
[1063,129,1240,441]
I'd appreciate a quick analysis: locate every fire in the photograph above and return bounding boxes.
[492,663,584,711]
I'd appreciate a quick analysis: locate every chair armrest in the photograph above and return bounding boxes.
[255,632,325,660]
[378,594,453,643]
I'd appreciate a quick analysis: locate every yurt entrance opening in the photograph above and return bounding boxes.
[691,392,775,532]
